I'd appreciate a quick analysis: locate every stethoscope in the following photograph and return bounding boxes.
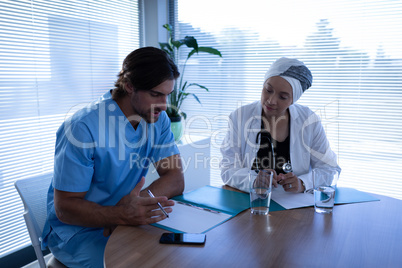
[255,130,293,173]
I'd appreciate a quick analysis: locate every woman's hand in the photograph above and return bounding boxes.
[254,169,278,188]
[277,172,305,193]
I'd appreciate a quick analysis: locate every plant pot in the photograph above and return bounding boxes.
[169,116,184,142]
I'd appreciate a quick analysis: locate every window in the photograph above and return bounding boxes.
[175,0,402,199]
[0,0,140,258]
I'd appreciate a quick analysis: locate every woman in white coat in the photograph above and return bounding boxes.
[220,57,340,193]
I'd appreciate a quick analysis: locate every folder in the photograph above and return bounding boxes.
[173,185,249,214]
[334,187,380,204]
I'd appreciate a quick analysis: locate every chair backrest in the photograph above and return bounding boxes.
[15,172,53,268]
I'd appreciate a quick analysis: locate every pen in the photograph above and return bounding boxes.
[147,190,169,218]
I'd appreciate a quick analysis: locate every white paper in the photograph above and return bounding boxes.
[156,201,232,233]
[271,186,314,209]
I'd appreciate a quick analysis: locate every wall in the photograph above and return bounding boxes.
[143,0,169,47]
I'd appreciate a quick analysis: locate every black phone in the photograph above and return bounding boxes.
[159,233,206,245]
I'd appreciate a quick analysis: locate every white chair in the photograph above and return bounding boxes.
[14,172,66,268]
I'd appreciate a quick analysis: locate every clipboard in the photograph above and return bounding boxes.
[152,186,250,233]
[152,201,233,233]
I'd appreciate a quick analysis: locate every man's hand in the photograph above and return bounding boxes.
[117,177,175,225]
[104,177,174,236]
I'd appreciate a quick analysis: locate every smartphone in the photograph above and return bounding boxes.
[159,233,206,245]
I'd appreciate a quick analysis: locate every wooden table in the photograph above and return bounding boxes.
[104,192,402,268]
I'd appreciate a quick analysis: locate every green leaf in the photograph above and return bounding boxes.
[188,46,222,59]
[166,107,179,118]
[190,93,201,104]
[182,36,198,51]
[181,81,188,92]
[172,40,184,49]
[178,92,190,105]
[187,83,210,92]
[198,47,222,57]
[159,42,172,52]
[163,24,172,33]
[177,81,187,104]
[187,49,197,60]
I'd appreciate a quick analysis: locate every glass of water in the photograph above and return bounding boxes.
[249,170,273,215]
[312,168,340,214]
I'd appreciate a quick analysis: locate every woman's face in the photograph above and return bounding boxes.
[261,76,293,118]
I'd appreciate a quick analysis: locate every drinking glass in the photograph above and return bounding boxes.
[249,170,273,215]
[313,168,339,214]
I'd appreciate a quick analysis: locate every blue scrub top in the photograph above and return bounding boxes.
[42,91,179,248]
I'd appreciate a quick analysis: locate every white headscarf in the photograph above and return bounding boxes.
[264,57,313,103]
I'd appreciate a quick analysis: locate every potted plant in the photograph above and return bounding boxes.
[159,24,222,141]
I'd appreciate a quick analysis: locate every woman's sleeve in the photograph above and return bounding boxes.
[298,113,341,191]
[220,111,252,192]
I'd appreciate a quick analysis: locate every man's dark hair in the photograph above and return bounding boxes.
[112,47,180,100]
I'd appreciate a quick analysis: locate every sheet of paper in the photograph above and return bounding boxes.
[271,186,314,209]
[156,201,233,233]
[271,187,379,210]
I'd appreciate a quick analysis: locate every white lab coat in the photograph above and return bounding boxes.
[220,101,341,192]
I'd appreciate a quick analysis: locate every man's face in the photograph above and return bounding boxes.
[261,76,293,118]
[130,79,174,123]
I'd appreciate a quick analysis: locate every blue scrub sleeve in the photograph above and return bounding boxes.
[53,121,95,192]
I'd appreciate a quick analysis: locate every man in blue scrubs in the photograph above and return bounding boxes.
[42,47,185,267]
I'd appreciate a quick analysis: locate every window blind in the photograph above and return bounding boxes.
[175,0,402,199]
[0,0,140,257]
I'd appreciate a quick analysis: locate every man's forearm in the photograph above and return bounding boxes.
[142,154,185,198]
[143,169,184,198]
[55,195,126,228]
